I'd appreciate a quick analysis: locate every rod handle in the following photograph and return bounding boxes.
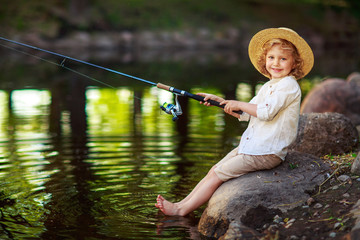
[156,82,243,114]
[185,92,243,114]
[156,83,171,91]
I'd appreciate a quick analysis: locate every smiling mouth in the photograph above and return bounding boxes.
[272,68,283,72]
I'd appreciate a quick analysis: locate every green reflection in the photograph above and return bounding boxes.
[87,88,132,135]
[0,90,8,139]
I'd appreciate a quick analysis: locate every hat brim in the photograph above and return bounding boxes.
[248,28,314,79]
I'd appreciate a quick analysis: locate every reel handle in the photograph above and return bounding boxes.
[157,83,243,114]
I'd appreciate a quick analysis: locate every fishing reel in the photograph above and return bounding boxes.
[160,94,183,121]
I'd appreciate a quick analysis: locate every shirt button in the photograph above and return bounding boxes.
[246,137,249,140]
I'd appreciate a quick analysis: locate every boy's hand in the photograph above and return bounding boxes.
[220,100,242,118]
[196,93,225,106]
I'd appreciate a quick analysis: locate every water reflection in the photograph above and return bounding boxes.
[0,82,246,239]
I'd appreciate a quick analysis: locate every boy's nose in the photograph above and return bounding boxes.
[274,58,280,66]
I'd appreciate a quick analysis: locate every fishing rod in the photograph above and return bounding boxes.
[0,36,242,121]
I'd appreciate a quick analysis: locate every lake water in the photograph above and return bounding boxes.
[0,45,357,239]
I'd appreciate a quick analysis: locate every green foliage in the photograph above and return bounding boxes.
[91,0,250,30]
[2,0,358,35]
[289,162,299,169]
[299,76,324,100]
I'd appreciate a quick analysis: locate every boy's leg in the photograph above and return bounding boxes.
[175,147,238,206]
[178,147,238,204]
[155,166,215,210]
[155,148,238,216]
[156,168,223,216]
[177,165,217,205]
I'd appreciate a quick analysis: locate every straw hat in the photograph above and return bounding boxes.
[248,27,314,79]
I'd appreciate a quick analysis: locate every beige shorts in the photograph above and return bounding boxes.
[214,147,282,182]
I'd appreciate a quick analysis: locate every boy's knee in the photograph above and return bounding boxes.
[210,167,223,182]
[207,166,223,184]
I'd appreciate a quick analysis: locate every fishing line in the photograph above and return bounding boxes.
[0,36,156,86]
[0,42,144,101]
[0,36,242,121]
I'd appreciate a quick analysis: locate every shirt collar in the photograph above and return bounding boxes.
[269,75,296,84]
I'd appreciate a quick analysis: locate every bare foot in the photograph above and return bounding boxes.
[155,195,182,216]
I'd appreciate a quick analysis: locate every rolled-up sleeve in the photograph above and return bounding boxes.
[256,102,271,121]
[238,112,250,122]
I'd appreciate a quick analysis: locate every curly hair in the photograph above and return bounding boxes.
[257,38,304,79]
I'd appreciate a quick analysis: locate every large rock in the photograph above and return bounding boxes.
[197,112,358,238]
[198,151,330,238]
[288,112,358,157]
[300,74,360,126]
[347,72,360,86]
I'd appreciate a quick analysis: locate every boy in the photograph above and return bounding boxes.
[155,27,314,216]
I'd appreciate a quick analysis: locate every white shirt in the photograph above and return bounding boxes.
[238,76,301,160]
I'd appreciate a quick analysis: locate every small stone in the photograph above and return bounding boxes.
[273,215,283,223]
[302,212,309,217]
[262,223,269,229]
[356,178,360,182]
[332,185,339,190]
[343,193,350,198]
[313,203,323,209]
[288,218,296,224]
[307,197,315,206]
[338,175,350,182]
[290,235,299,240]
[285,222,294,228]
[334,222,341,229]
[284,219,296,229]
[329,232,336,238]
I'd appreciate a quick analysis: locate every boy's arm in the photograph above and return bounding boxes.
[196,93,256,118]
[221,100,257,119]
